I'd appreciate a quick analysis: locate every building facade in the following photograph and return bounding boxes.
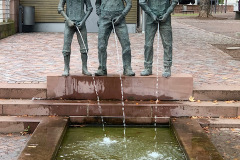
[19,0,138,33]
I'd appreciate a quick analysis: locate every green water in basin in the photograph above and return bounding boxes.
[56,126,186,160]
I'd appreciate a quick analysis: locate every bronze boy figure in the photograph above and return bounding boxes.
[95,0,135,76]
[58,0,93,76]
[139,0,178,77]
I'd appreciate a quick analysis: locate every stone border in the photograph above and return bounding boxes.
[0,116,68,160]
[171,118,224,160]
[1,116,227,159]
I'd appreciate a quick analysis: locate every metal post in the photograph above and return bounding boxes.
[19,5,23,33]
[211,0,213,13]
[214,0,217,14]
[224,0,227,13]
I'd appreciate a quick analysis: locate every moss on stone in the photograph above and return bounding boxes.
[0,22,16,39]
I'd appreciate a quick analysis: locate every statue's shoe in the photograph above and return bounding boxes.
[62,71,70,77]
[140,69,152,76]
[123,69,135,76]
[162,67,171,78]
[95,70,107,76]
[82,69,92,76]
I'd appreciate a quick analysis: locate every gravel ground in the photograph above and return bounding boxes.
[207,128,240,160]
[0,133,30,160]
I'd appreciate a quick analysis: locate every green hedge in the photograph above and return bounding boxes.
[0,22,16,39]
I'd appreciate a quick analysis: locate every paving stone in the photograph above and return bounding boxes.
[0,14,240,86]
[0,133,30,160]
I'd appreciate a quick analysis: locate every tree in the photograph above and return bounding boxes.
[199,0,212,18]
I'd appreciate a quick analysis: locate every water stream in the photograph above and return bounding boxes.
[76,26,105,134]
[112,21,126,128]
[112,21,128,158]
[154,23,161,128]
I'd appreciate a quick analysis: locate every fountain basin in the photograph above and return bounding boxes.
[56,126,186,160]
[0,116,223,160]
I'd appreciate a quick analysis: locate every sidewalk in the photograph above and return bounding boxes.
[0,13,240,87]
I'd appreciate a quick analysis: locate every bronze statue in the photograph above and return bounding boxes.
[58,0,93,76]
[95,0,135,76]
[139,0,178,77]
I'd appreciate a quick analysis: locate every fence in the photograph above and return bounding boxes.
[0,0,10,23]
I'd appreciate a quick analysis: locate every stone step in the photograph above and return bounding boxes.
[69,116,170,125]
[193,85,240,101]
[0,100,239,119]
[0,83,239,101]
[0,83,47,99]
[198,118,240,128]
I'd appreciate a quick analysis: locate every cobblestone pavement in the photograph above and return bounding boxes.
[0,133,30,160]
[174,12,240,39]
[0,13,240,86]
[207,128,240,160]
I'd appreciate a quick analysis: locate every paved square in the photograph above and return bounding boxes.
[0,14,240,86]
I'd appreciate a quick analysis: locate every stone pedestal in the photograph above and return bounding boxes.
[47,74,193,100]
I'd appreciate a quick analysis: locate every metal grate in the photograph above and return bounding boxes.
[0,0,10,22]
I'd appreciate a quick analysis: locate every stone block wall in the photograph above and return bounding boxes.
[0,22,15,39]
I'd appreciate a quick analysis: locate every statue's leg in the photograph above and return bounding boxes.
[160,17,172,78]
[95,17,112,76]
[76,25,91,76]
[62,22,74,76]
[115,19,135,76]
[141,16,158,76]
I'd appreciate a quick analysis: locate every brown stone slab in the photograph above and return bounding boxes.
[2,103,88,116]
[0,122,25,133]
[238,107,240,117]
[47,74,193,100]
[173,101,240,117]
[18,117,68,160]
[193,85,240,101]
[88,104,152,117]
[198,118,240,128]
[152,104,180,117]
[48,104,88,116]
[88,104,123,117]
[2,104,50,116]
[69,116,169,125]
[171,118,223,160]
[0,104,2,115]
[1,100,239,118]
[0,83,47,99]
[171,105,238,117]
[125,105,152,117]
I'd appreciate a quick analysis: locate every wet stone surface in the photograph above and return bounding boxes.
[207,128,240,160]
[0,133,30,160]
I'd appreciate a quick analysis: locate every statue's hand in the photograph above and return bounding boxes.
[159,14,168,23]
[150,12,159,23]
[67,19,75,27]
[113,14,124,26]
[76,21,84,29]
